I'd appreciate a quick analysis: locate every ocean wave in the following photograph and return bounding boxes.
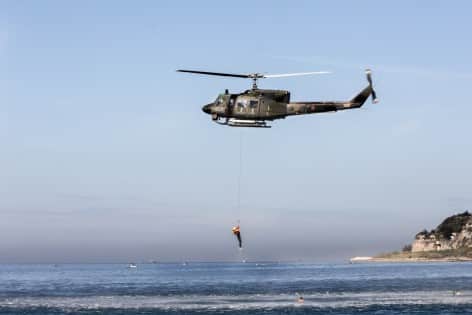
[0,291,471,311]
[1,277,470,298]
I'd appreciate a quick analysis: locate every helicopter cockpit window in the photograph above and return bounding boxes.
[216,95,225,105]
[249,100,258,108]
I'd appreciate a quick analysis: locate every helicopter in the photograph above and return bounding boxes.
[177,69,378,128]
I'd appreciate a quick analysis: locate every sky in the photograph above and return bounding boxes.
[2,1,472,263]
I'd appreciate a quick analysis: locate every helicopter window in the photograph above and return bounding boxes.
[237,99,248,108]
[249,100,258,108]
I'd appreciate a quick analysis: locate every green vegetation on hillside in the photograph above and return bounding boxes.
[416,211,471,240]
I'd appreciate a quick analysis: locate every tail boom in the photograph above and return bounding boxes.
[286,69,378,116]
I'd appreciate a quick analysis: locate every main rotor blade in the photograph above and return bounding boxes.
[177,70,250,78]
[263,71,331,78]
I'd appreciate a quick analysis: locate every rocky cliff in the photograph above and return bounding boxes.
[355,211,472,262]
[412,211,472,252]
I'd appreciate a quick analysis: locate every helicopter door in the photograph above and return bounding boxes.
[248,99,259,116]
[235,98,248,115]
[228,95,237,115]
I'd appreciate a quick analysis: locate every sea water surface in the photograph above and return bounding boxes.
[0,262,471,314]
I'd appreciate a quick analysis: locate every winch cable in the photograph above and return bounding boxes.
[236,130,243,215]
[235,131,246,260]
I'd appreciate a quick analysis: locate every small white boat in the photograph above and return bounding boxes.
[349,256,373,263]
[128,263,137,269]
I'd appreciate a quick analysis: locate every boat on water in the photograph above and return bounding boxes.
[349,256,373,264]
[128,263,137,269]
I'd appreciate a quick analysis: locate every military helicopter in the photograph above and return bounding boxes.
[177,69,378,128]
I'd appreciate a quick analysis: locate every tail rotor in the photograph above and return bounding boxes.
[366,69,378,104]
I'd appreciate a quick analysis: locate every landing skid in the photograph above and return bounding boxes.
[215,118,271,128]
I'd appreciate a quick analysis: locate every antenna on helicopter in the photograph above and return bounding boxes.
[177,69,331,89]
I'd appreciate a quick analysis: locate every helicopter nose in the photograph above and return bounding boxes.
[202,103,213,114]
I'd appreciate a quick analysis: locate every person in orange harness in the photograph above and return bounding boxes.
[232,225,242,248]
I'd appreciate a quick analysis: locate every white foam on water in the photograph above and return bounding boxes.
[1,291,471,310]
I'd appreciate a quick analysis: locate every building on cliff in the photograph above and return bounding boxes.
[412,211,472,252]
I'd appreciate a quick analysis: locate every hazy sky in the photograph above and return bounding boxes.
[2,1,472,263]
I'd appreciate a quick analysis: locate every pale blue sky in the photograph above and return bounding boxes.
[2,1,472,262]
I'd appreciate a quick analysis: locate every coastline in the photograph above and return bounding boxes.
[363,256,472,263]
[351,248,472,263]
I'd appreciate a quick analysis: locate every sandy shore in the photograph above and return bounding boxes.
[350,256,472,263]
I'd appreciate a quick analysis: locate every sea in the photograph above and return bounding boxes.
[0,262,471,315]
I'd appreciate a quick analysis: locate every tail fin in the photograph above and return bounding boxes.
[350,69,378,106]
[366,69,378,103]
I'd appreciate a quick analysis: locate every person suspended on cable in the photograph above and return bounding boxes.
[232,224,242,248]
